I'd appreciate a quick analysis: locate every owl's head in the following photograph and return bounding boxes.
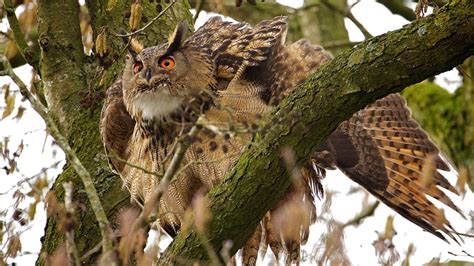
[122,21,215,123]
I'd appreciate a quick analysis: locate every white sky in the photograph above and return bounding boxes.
[1,1,472,265]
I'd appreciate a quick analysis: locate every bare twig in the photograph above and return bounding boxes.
[457,65,474,82]
[342,201,380,228]
[0,56,114,252]
[112,0,177,37]
[197,233,220,266]
[4,0,40,73]
[193,0,205,23]
[376,0,416,21]
[148,124,201,218]
[63,182,81,266]
[80,241,104,262]
[107,151,162,178]
[321,0,372,39]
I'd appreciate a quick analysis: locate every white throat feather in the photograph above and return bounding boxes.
[131,90,183,121]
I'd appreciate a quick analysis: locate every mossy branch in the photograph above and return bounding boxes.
[159,2,474,264]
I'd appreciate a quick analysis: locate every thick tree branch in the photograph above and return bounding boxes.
[160,2,474,264]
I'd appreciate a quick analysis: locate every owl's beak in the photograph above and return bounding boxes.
[144,68,152,82]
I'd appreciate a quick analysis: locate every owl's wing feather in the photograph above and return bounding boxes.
[328,93,461,241]
[100,78,135,174]
[187,16,288,80]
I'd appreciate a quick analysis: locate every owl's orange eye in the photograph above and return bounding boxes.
[132,62,143,74]
[158,56,175,69]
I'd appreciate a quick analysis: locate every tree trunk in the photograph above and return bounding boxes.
[159,2,474,264]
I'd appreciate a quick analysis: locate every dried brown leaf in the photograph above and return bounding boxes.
[14,106,25,120]
[7,234,22,258]
[457,166,468,195]
[2,94,15,120]
[95,28,107,57]
[383,215,395,240]
[129,2,143,31]
[28,199,39,220]
[118,207,140,237]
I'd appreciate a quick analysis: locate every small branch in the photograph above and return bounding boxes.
[193,0,205,23]
[63,182,81,266]
[80,241,103,262]
[108,151,163,178]
[112,0,177,37]
[4,0,40,73]
[342,201,380,228]
[297,2,320,12]
[0,56,114,252]
[321,0,372,39]
[376,0,416,21]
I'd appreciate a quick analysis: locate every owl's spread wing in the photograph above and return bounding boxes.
[228,20,461,262]
[327,93,461,241]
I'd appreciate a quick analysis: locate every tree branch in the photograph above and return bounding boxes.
[159,2,474,264]
[4,0,40,73]
[342,201,380,228]
[376,0,416,21]
[321,0,372,39]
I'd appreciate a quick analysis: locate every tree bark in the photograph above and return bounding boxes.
[159,2,474,264]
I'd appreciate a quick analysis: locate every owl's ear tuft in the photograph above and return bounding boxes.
[165,21,188,55]
[120,29,143,61]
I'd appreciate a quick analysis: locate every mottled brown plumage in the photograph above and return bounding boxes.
[100,16,461,264]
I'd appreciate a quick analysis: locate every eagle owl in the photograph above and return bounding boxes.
[100,17,462,264]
